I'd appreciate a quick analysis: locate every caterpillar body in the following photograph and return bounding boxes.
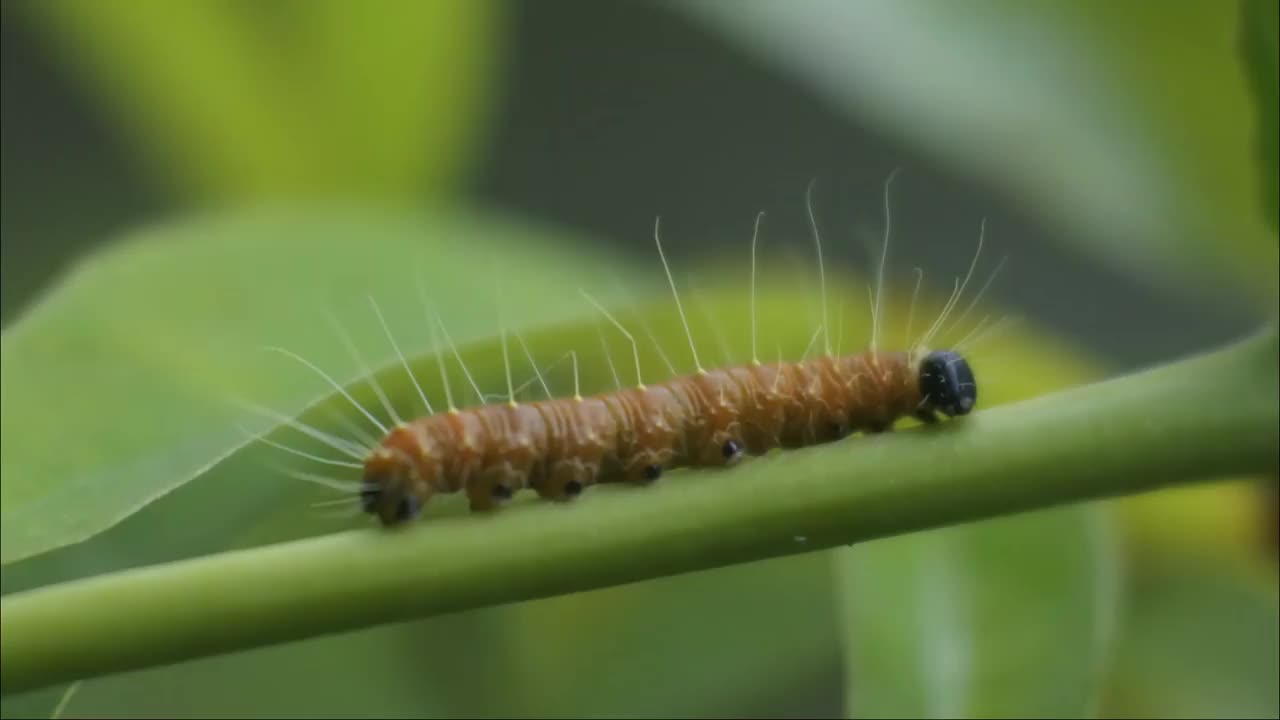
[361,347,976,526]
[253,177,1002,528]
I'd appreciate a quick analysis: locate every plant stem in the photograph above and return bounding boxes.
[3,330,1277,696]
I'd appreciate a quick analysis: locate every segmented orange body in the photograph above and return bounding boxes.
[361,349,942,526]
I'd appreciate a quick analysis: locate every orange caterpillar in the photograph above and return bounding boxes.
[252,182,999,527]
[360,344,974,526]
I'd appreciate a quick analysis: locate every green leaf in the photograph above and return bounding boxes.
[14,0,500,201]
[1239,0,1279,236]
[494,554,841,716]
[21,624,459,719]
[1102,563,1279,719]
[0,206,641,566]
[680,0,1280,305]
[838,506,1121,718]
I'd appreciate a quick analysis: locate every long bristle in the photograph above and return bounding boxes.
[750,210,766,366]
[234,398,370,460]
[260,346,389,436]
[654,216,704,373]
[369,293,434,416]
[871,168,902,354]
[323,309,402,426]
[239,426,365,469]
[805,179,831,357]
[580,289,645,389]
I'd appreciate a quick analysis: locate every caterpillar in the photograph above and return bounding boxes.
[250,178,1005,528]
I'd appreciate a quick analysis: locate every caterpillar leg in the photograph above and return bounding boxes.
[536,459,594,502]
[623,452,668,484]
[467,482,512,512]
[468,464,523,512]
[704,429,747,467]
[364,484,428,527]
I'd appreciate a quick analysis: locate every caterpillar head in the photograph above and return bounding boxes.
[917,350,977,418]
[360,438,436,527]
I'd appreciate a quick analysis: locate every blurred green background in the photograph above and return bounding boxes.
[2,0,1277,718]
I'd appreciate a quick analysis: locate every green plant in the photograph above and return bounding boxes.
[2,1,1277,717]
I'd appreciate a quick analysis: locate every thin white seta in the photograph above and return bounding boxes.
[938,253,1009,346]
[235,398,370,460]
[750,210,766,365]
[913,218,987,357]
[431,310,486,407]
[800,324,824,362]
[368,293,433,416]
[503,323,517,408]
[570,351,583,401]
[580,288,645,389]
[513,330,554,400]
[653,216,704,373]
[410,268,458,414]
[912,277,958,362]
[510,349,575,399]
[772,347,787,393]
[871,168,902,356]
[601,272,679,378]
[325,406,378,449]
[323,309,403,427]
[310,495,362,509]
[865,285,875,354]
[496,280,517,408]
[237,423,364,469]
[309,491,374,521]
[276,465,364,493]
[955,314,1019,355]
[628,302,678,377]
[491,260,530,408]
[835,297,847,357]
[425,309,457,413]
[952,313,993,353]
[595,319,622,390]
[805,179,832,357]
[641,322,678,377]
[258,345,388,436]
[904,267,925,353]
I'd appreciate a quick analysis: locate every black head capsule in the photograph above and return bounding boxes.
[359,467,421,527]
[918,350,978,418]
[364,487,421,527]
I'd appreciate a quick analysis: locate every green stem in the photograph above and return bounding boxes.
[3,330,1277,696]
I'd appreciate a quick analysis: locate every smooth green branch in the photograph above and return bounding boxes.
[3,330,1277,696]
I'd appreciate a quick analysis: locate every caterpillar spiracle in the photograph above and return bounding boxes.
[256,181,1002,528]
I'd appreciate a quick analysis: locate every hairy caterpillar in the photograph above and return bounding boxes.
[250,178,1004,527]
